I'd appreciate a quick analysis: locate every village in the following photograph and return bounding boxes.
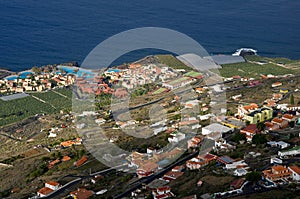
[0,54,300,198]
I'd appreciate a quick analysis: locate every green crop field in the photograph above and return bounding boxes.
[152,87,167,95]
[31,90,72,110]
[213,62,298,78]
[156,54,192,71]
[0,88,72,126]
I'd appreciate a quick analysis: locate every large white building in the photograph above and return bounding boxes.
[278,146,300,157]
[201,123,233,136]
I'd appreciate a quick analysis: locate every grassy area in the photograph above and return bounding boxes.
[214,62,297,78]
[245,55,300,65]
[209,55,300,78]
[0,88,72,126]
[156,54,192,71]
[152,87,168,95]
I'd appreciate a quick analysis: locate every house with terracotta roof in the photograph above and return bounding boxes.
[240,124,259,142]
[230,178,246,190]
[265,122,280,131]
[162,171,184,182]
[262,165,292,182]
[272,82,282,88]
[238,103,259,118]
[272,93,283,101]
[186,156,208,170]
[75,156,88,167]
[37,181,60,197]
[48,159,60,169]
[70,188,94,199]
[271,117,289,129]
[61,156,71,162]
[265,99,276,107]
[137,162,158,178]
[187,136,202,149]
[37,187,54,197]
[282,114,295,123]
[152,186,174,199]
[186,153,217,170]
[288,165,300,181]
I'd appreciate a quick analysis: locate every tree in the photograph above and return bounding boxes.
[256,122,265,131]
[252,134,267,145]
[246,171,261,183]
[290,94,295,105]
[31,66,42,74]
[231,132,246,143]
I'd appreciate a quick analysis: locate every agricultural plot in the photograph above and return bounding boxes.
[31,90,72,110]
[0,89,73,126]
[54,87,73,98]
[0,96,54,126]
[214,62,296,78]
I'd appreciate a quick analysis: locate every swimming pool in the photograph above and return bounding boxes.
[5,71,33,81]
[57,65,96,78]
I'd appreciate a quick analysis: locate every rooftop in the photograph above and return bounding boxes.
[289,165,300,175]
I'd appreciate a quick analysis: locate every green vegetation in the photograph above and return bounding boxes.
[214,62,296,78]
[184,71,202,78]
[152,87,168,95]
[246,171,261,183]
[0,154,25,165]
[290,94,295,105]
[156,54,192,71]
[0,88,72,126]
[31,90,72,109]
[245,55,300,65]
[231,132,246,143]
[256,122,266,131]
[252,134,267,145]
[29,162,48,178]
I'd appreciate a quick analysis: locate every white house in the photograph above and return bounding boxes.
[267,141,290,149]
[225,160,248,170]
[278,146,300,157]
[270,157,283,164]
[168,132,185,143]
[234,168,248,176]
[45,181,60,190]
[289,166,300,181]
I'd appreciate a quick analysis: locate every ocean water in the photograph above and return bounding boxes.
[0,0,300,72]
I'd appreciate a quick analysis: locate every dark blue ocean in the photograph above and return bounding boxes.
[1,0,300,72]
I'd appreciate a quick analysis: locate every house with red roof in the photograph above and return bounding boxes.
[37,181,60,197]
[162,171,184,182]
[265,122,280,131]
[240,124,259,142]
[70,188,93,199]
[282,114,295,123]
[271,117,289,129]
[238,103,259,118]
[289,166,300,181]
[137,162,158,178]
[186,153,217,170]
[48,159,60,169]
[152,186,174,199]
[187,136,202,149]
[75,156,88,167]
[262,165,292,182]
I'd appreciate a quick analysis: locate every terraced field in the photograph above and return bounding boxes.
[0,88,72,126]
